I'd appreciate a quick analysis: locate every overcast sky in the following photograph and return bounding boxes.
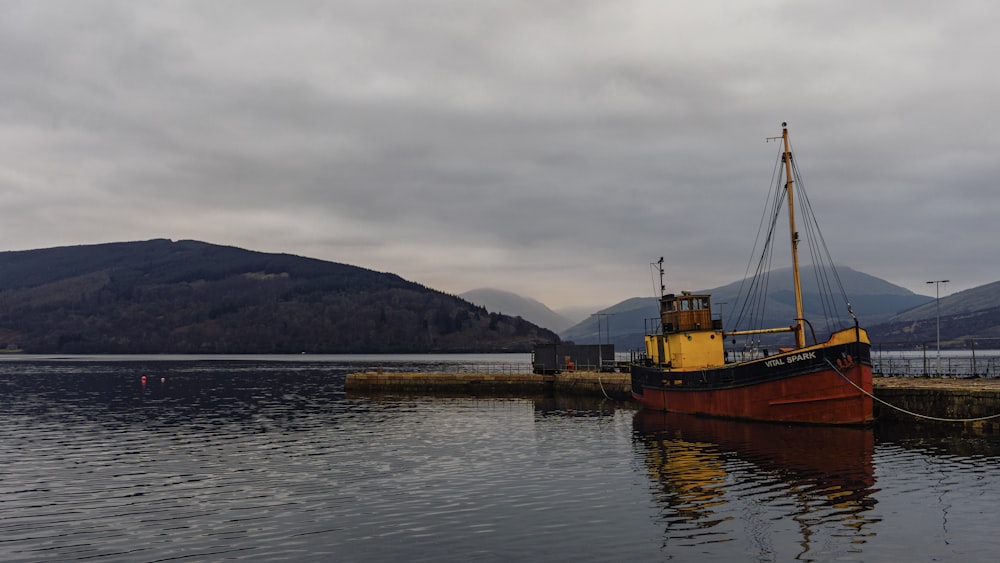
[1,1,996,310]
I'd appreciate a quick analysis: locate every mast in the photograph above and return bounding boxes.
[657,257,665,297]
[781,123,807,348]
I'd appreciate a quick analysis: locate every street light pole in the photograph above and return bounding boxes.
[926,279,949,375]
[592,313,612,371]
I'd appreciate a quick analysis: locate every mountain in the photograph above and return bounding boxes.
[559,297,658,351]
[0,239,559,354]
[459,288,576,333]
[702,266,931,336]
[561,265,935,350]
[552,305,599,327]
[866,281,1000,347]
[882,281,1000,322]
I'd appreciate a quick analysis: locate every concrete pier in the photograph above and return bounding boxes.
[345,370,631,399]
[873,376,1000,431]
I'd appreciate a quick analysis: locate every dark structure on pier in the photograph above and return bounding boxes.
[532,343,615,374]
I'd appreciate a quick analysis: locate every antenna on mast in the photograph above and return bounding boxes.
[657,257,665,297]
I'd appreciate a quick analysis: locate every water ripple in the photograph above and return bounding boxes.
[3,361,1000,561]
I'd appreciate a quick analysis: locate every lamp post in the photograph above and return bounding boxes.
[592,313,613,371]
[926,279,949,375]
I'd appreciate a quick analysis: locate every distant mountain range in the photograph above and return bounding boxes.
[470,266,1000,351]
[3,240,995,354]
[870,281,1000,347]
[560,265,940,350]
[459,288,586,333]
[0,239,559,354]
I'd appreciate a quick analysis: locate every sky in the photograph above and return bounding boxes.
[1,1,996,311]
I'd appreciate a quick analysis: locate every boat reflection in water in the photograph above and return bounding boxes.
[633,411,879,558]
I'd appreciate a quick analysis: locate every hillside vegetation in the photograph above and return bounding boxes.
[0,240,559,354]
[869,281,1000,348]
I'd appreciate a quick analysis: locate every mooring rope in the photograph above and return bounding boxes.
[596,371,613,400]
[825,359,1000,423]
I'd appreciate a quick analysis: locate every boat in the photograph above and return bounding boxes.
[630,123,873,425]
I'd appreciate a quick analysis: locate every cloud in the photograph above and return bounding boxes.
[1,1,997,310]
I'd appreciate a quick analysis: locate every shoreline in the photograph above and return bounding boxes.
[346,370,1000,430]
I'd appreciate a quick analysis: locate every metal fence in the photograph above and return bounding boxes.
[872,352,1000,378]
[366,361,535,375]
[361,354,1000,378]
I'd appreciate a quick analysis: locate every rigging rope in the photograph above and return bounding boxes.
[789,152,852,332]
[731,149,784,335]
[732,136,858,350]
[826,359,1000,423]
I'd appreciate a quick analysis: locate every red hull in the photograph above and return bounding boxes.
[633,363,873,425]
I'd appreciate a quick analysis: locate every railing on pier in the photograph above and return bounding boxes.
[364,360,627,375]
[872,351,1000,378]
[359,352,1000,378]
[366,361,534,375]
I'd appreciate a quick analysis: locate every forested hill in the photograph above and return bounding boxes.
[0,239,559,354]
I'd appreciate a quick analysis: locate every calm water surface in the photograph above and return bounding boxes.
[1,356,999,562]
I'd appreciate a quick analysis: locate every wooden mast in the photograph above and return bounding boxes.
[781,123,806,348]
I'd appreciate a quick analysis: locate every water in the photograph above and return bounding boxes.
[1,357,999,562]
